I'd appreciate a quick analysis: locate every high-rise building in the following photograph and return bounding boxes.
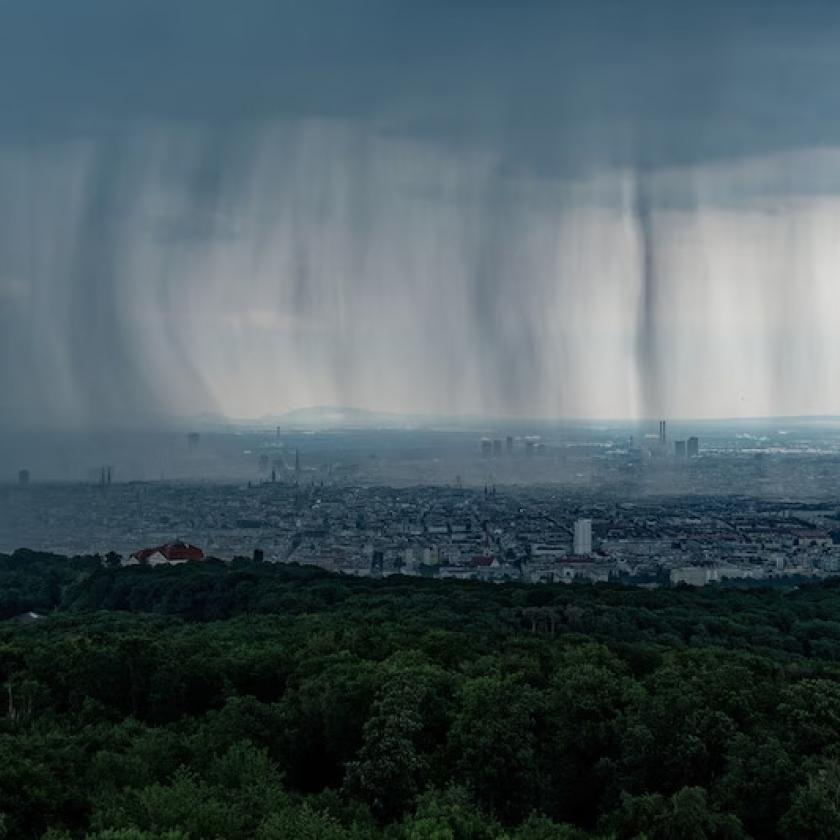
[18,469,29,486]
[687,436,699,458]
[506,435,514,454]
[573,518,592,556]
[659,420,667,444]
[675,440,687,458]
[481,439,492,457]
[492,439,502,457]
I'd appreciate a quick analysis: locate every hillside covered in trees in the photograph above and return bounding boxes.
[2,550,840,838]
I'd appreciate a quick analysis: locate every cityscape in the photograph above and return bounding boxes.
[6,2,840,836]
[6,418,840,589]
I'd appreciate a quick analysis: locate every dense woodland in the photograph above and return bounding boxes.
[2,551,840,838]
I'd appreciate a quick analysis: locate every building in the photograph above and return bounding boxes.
[492,439,502,457]
[796,530,833,549]
[671,566,708,586]
[573,518,592,556]
[687,436,699,457]
[506,436,514,454]
[18,469,29,486]
[146,550,173,566]
[675,440,687,459]
[659,420,667,445]
[370,549,384,576]
[130,541,204,565]
[481,439,492,457]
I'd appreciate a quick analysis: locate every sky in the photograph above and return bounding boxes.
[2,0,840,427]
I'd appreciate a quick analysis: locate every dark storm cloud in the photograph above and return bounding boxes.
[3,1,840,168]
[2,0,840,428]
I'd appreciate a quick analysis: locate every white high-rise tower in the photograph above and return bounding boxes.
[573,518,592,556]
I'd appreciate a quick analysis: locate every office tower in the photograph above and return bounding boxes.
[18,469,29,486]
[492,439,502,457]
[659,420,667,444]
[506,435,514,454]
[675,440,687,458]
[187,432,200,448]
[573,518,592,556]
[687,436,700,457]
[481,439,492,457]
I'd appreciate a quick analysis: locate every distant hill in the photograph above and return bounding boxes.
[267,405,409,429]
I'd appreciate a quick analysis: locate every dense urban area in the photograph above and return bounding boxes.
[5,420,840,589]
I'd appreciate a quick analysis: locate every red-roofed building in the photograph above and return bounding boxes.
[129,541,204,565]
[159,542,204,561]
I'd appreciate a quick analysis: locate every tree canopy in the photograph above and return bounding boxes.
[2,549,840,838]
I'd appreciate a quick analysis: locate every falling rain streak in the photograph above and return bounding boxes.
[3,1,840,427]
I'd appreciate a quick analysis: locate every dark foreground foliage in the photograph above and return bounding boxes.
[3,550,840,838]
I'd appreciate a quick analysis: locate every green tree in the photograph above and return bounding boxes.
[257,804,352,840]
[400,786,501,840]
[781,760,840,840]
[448,675,540,824]
[344,674,429,822]
[603,787,745,840]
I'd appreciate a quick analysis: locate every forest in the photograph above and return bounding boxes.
[2,549,840,838]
